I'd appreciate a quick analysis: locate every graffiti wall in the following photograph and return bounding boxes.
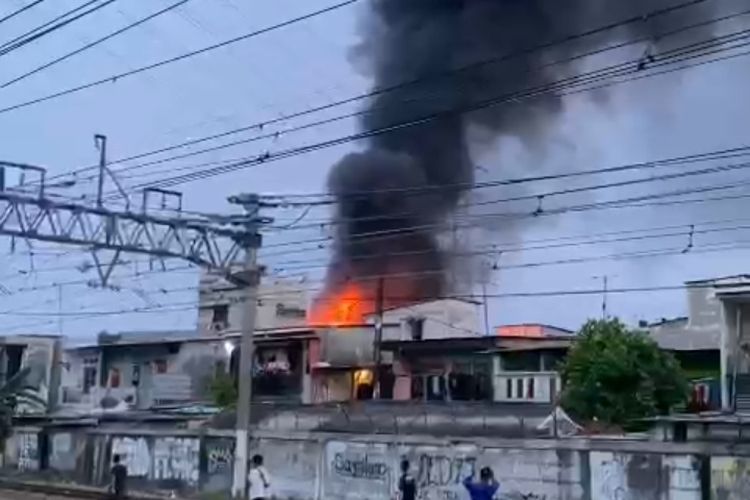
[590,451,701,500]
[402,445,477,500]
[152,437,200,485]
[16,431,39,471]
[711,457,750,500]
[204,437,234,492]
[9,428,750,499]
[107,435,200,491]
[111,436,151,478]
[251,437,319,500]
[324,440,392,499]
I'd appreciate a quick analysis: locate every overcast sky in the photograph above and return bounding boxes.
[1,0,749,340]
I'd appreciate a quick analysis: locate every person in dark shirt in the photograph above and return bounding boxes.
[110,454,127,499]
[463,466,499,500]
[398,459,417,500]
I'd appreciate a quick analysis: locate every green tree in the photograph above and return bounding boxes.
[209,372,238,408]
[560,318,688,427]
[0,368,46,445]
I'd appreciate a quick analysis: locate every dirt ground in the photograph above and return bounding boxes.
[0,490,81,500]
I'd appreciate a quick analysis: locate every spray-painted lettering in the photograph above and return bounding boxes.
[153,437,200,485]
[112,436,151,477]
[332,452,389,480]
[17,432,39,471]
[413,453,476,500]
[207,442,234,475]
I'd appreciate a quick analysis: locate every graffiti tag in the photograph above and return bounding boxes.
[332,452,389,480]
[207,443,234,474]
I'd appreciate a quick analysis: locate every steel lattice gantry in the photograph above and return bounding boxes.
[0,190,254,284]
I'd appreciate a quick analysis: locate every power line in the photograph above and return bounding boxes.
[267,223,750,273]
[39,0,712,183]
[0,0,45,27]
[261,157,750,231]
[118,30,750,192]
[256,165,750,253]
[0,0,100,51]
[0,0,360,115]
[0,0,117,58]
[1,0,190,88]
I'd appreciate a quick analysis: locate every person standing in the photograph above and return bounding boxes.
[397,459,417,500]
[248,454,271,500]
[463,466,499,500]
[110,454,127,499]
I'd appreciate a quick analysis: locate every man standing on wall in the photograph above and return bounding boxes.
[110,454,127,499]
[248,454,271,500]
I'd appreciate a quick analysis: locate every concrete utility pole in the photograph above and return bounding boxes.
[95,134,107,208]
[372,276,385,398]
[230,194,263,499]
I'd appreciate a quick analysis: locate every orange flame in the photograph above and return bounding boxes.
[308,283,368,326]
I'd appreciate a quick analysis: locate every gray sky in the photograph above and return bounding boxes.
[1,0,749,339]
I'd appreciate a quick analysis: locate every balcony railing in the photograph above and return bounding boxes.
[494,371,561,403]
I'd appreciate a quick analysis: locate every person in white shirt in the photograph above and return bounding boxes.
[247,454,271,500]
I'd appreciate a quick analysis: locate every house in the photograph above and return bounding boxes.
[643,276,750,412]
[197,272,308,335]
[307,298,486,402]
[59,326,329,414]
[0,335,62,414]
[381,324,575,404]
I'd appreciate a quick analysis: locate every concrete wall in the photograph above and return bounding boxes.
[12,427,750,499]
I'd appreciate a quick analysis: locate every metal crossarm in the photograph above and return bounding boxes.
[0,190,247,279]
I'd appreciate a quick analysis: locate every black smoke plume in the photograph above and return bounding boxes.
[321,0,729,310]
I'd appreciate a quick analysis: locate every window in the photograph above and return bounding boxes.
[154,359,168,374]
[83,366,97,394]
[211,304,229,328]
[407,317,424,341]
[131,364,140,386]
[83,357,98,394]
[109,368,121,388]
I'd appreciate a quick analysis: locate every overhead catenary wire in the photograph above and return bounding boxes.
[1,0,190,88]
[37,0,712,184]
[0,0,361,115]
[114,7,750,187]
[0,0,101,51]
[114,29,750,192]
[256,162,750,254]
[22,7,750,214]
[0,279,738,318]
[44,7,746,202]
[0,0,45,27]
[0,0,117,58]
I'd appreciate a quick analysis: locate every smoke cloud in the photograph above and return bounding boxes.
[321,0,733,310]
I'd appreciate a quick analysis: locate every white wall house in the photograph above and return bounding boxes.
[197,271,308,335]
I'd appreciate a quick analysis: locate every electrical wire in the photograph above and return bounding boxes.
[0,0,360,115]
[38,0,712,183]
[116,31,750,192]
[256,166,750,254]
[0,0,117,58]
[1,0,190,88]
[0,1,45,27]
[109,8,750,187]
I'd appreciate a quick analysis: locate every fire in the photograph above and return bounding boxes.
[308,283,368,326]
